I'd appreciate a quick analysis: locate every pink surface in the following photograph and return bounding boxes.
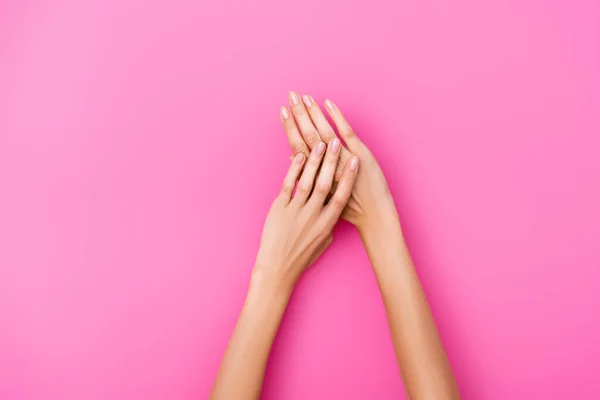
[1,0,599,399]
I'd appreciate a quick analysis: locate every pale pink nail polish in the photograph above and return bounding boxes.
[302,95,312,108]
[295,153,305,164]
[315,142,326,155]
[350,156,359,170]
[325,99,335,110]
[331,138,340,152]
[280,107,290,119]
[289,91,300,106]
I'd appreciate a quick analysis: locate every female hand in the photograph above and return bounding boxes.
[254,138,360,292]
[212,139,358,400]
[280,91,398,234]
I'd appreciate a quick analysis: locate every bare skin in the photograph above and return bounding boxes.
[211,139,360,400]
[280,91,460,399]
[211,91,459,400]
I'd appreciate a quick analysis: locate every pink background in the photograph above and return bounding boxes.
[1,0,599,399]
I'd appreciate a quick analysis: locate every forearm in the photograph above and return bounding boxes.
[360,217,459,400]
[211,271,291,400]
[212,135,358,399]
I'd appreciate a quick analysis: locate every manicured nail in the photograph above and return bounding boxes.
[294,153,305,164]
[280,107,290,119]
[289,91,300,105]
[350,156,359,170]
[309,95,315,103]
[325,99,335,110]
[302,95,312,108]
[315,142,326,155]
[330,138,340,152]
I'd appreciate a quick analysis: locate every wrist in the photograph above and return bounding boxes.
[357,213,413,277]
[357,210,403,240]
[249,264,295,300]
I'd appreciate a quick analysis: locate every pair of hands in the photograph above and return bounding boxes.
[214,92,460,400]
[254,91,399,290]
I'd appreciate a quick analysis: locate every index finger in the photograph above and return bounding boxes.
[303,95,351,181]
[289,91,321,149]
[320,156,359,225]
[280,106,310,158]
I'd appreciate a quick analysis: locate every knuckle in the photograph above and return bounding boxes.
[315,181,332,195]
[331,195,347,208]
[303,131,319,145]
[314,230,329,242]
[292,142,309,155]
[325,152,339,165]
[341,128,356,138]
[296,182,312,194]
[307,155,321,166]
[320,128,336,139]
[292,105,307,115]
[280,182,293,195]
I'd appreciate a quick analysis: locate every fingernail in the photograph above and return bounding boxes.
[309,95,315,103]
[294,153,305,164]
[350,156,359,170]
[325,99,335,110]
[302,95,312,108]
[315,142,326,155]
[331,138,340,152]
[280,107,290,119]
[289,91,300,106]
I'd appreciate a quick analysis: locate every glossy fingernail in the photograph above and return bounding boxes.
[331,138,340,152]
[302,95,312,108]
[315,142,326,155]
[350,156,359,170]
[280,107,290,119]
[294,153,305,164]
[325,99,335,110]
[289,91,300,106]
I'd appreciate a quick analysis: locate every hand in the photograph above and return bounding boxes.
[254,139,360,292]
[280,91,399,233]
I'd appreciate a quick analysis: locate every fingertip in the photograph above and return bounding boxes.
[302,94,313,108]
[329,138,341,153]
[350,156,359,171]
[289,91,300,106]
[325,99,335,111]
[280,106,290,120]
[312,141,325,157]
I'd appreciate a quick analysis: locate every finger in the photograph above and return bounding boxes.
[280,106,310,158]
[288,91,321,149]
[279,153,306,204]
[303,95,336,142]
[321,156,360,224]
[291,141,326,205]
[307,138,341,206]
[324,99,361,153]
[304,95,351,181]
